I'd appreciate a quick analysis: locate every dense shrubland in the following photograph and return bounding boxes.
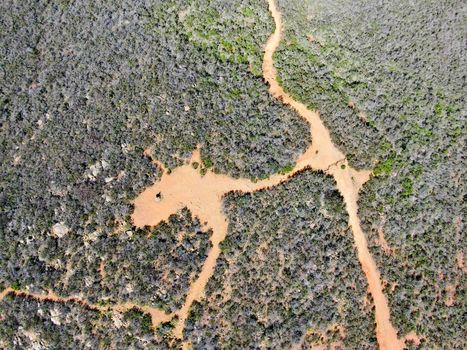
[4,207,211,313]
[96,211,211,312]
[184,171,376,349]
[54,209,211,313]
[275,0,466,347]
[0,0,306,310]
[0,293,182,349]
[0,0,315,346]
[144,0,309,177]
[2,0,463,347]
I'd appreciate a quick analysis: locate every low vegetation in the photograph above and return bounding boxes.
[0,293,181,349]
[184,171,376,349]
[275,0,466,347]
[0,0,305,309]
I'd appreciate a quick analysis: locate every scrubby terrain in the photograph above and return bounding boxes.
[275,0,466,347]
[0,293,181,349]
[1,0,303,309]
[185,171,376,349]
[1,0,465,348]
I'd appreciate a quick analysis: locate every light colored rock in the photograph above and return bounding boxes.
[52,222,70,238]
[112,312,124,328]
[90,163,101,177]
[50,307,62,326]
[125,283,134,294]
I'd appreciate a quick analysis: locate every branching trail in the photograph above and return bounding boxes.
[131,1,407,348]
[1,2,406,349]
[264,1,404,349]
[0,287,172,327]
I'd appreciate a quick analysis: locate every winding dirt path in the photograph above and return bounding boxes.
[0,288,172,327]
[131,1,406,348]
[1,3,406,348]
[264,1,404,349]
[133,147,297,339]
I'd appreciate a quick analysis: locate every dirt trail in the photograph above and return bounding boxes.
[1,3,407,348]
[131,1,405,348]
[134,147,299,338]
[0,4,403,350]
[264,1,404,349]
[0,288,172,327]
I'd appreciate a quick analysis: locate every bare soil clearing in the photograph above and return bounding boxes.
[1,1,410,348]
[131,1,407,349]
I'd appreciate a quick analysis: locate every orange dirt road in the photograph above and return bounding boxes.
[1,2,410,349]
[264,1,404,349]
[132,0,405,348]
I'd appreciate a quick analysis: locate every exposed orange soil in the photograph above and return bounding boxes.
[134,147,302,338]
[0,288,172,327]
[130,1,411,349]
[264,1,406,349]
[445,284,456,306]
[1,8,406,350]
[0,2,413,349]
[99,260,107,284]
[456,251,465,271]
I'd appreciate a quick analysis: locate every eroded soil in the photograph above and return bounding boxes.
[130,1,408,349]
[2,1,413,348]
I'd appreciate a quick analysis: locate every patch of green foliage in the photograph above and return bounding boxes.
[279,164,294,174]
